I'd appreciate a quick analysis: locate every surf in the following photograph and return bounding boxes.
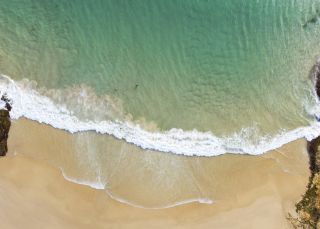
[0,73,319,157]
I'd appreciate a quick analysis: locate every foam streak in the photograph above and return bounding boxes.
[0,74,319,156]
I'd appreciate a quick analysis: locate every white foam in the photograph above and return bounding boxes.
[0,100,6,110]
[104,190,214,209]
[59,163,214,209]
[1,74,319,156]
[60,168,106,190]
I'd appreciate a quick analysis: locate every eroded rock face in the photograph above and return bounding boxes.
[307,137,320,174]
[0,109,10,156]
[290,61,320,228]
[293,137,320,228]
[313,60,320,99]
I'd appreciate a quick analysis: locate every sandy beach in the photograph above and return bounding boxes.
[0,118,310,228]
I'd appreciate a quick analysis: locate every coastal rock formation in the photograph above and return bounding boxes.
[291,137,320,228]
[290,61,320,228]
[312,59,320,98]
[0,110,10,156]
[0,94,11,156]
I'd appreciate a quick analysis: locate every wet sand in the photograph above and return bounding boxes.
[0,118,311,228]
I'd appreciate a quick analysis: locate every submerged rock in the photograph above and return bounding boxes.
[303,10,320,29]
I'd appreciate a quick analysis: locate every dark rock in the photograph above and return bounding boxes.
[1,94,11,111]
[292,138,320,228]
[307,137,320,175]
[0,94,12,157]
[303,10,320,29]
[0,109,10,156]
[311,60,320,99]
[290,61,320,228]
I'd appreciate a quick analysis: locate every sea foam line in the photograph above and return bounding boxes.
[104,190,214,209]
[0,74,319,157]
[59,161,214,209]
[61,168,214,209]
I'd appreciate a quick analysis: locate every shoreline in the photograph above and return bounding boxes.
[8,118,311,208]
[0,152,308,228]
[0,117,310,228]
[0,73,319,157]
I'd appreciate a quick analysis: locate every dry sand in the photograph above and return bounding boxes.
[0,118,311,228]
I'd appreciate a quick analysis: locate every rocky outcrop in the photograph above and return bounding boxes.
[312,60,320,99]
[0,109,10,156]
[289,61,320,228]
[290,137,320,228]
[0,94,11,156]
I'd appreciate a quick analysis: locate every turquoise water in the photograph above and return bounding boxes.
[0,0,320,138]
[1,0,320,208]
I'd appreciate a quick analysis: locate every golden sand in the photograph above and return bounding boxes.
[0,118,311,228]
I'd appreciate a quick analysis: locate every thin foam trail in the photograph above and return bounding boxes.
[59,159,214,209]
[0,74,319,157]
[104,190,214,209]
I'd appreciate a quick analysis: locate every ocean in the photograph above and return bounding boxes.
[0,0,320,207]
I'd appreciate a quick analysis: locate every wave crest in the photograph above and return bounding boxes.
[0,74,319,156]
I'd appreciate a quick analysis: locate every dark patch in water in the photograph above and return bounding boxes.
[303,10,320,28]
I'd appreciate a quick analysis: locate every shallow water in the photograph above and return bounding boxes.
[1,0,320,134]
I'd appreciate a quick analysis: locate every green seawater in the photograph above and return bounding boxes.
[0,0,320,137]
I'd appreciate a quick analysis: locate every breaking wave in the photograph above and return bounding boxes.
[0,73,319,157]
